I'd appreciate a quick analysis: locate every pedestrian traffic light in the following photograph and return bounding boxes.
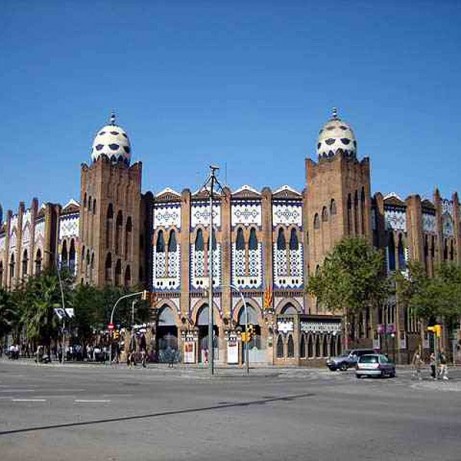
[114,330,120,341]
[141,290,149,301]
[241,332,248,343]
[427,324,442,337]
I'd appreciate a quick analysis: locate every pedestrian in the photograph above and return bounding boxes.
[439,349,449,380]
[141,349,147,368]
[412,350,423,380]
[429,352,437,379]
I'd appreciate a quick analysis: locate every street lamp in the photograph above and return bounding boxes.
[45,249,67,365]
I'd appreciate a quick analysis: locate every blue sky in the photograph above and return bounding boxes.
[1,0,460,215]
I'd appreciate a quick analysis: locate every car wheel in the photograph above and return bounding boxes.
[328,366,336,372]
[380,370,386,378]
[355,374,361,379]
[340,363,348,371]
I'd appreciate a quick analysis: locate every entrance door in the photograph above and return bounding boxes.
[197,305,219,363]
[156,306,178,363]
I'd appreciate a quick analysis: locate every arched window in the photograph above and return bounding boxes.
[195,229,204,251]
[330,199,337,215]
[289,229,298,250]
[22,249,28,277]
[307,335,314,358]
[354,190,359,233]
[388,233,396,271]
[0,261,3,287]
[361,187,366,233]
[398,235,406,270]
[450,240,454,260]
[313,214,320,230]
[125,265,131,286]
[35,249,42,275]
[115,259,122,286]
[93,199,97,215]
[322,206,328,222]
[287,335,295,357]
[207,229,217,250]
[249,228,258,251]
[277,228,286,250]
[236,228,245,251]
[88,196,92,212]
[281,304,298,315]
[168,230,177,252]
[61,240,68,267]
[322,335,328,357]
[83,193,87,208]
[106,204,114,247]
[156,230,165,253]
[125,217,132,257]
[9,254,15,284]
[347,193,352,233]
[276,335,284,358]
[300,334,306,358]
[90,253,95,283]
[315,335,321,357]
[69,239,76,274]
[115,211,123,254]
[105,253,112,281]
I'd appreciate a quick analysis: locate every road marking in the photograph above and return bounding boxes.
[0,389,35,393]
[12,399,47,402]
[74,399,111,403]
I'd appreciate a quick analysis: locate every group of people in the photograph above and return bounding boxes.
[412,349,449,380]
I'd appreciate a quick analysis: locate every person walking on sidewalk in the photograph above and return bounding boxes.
[439,349,449,380]
[412,350,424,380]
[429,352,437,379]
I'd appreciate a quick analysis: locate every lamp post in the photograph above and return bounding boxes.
[108,291,145,364]
[45,249,67,365]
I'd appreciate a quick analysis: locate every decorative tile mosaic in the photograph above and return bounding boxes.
[442,213,454,238]
[422,213,436,234]
[231,243,262,289]
[441,199,453,218]
[272,202,302,227]
[273,244,303,288]
[22,225,31,246]
[190,244,221,290]
[384,207,407,232]
[9,228,17,250]
[59,214,79,238]
[152,245,181,290]
[191,202,221,229]
[34,220,45,246]
[153,204,181,229]
[231,201,262,227]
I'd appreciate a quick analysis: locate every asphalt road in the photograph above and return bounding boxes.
[0,361,460,461]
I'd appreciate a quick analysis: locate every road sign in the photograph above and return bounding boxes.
[108,323,115,331]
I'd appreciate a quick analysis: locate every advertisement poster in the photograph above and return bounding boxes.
[184,342,195,364]
[227,342,238,365]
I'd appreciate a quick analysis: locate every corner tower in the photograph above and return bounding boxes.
[78,113,142,287]
[305,109,372,280]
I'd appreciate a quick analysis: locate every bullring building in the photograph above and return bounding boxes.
[1,110,460,366]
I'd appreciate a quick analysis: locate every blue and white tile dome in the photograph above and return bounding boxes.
[317,109,357,159]
[91,114,131,166]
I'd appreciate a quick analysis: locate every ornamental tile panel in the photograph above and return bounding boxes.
[384,207,407,232]
[231,243,262,289]
[22,210,31,231]
[191,202,221,229]
[190,244,221,290]
[442,213,454,238]
[273,244,303,289]
[272,202,302,227]
[34,220,45,246]
[231,201,262,227]
[22,225,31,246]
[9,228,17,250]
[153,204,181,230]
[59,214,79,239]
[441,199,453,217]
[422,213,436,234]
[152,245,181,291]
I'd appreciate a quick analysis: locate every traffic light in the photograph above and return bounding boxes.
[141,290,149,301]
[113,330,120,341]
[247,324,255,342]
[241,332,248,343]
[427,324,442,337]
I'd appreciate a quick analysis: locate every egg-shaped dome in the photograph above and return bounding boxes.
[317,109,357,160]
[91,114,131,166]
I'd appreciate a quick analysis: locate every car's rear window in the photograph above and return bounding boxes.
[360,355,379,363]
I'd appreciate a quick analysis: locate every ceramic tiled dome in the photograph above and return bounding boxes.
[317,108,356,159]
[91,113,131,166]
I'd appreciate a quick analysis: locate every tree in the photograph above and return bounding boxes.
[398,262,461,324]
[307,236,390,348]
[0,288,17,342]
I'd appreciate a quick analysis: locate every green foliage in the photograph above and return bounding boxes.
[400,262,461,321]
[0,288,17,339]
[307,236,390,315]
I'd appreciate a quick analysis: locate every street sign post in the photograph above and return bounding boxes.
[108,323,115,331]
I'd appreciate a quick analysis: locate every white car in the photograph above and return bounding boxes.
[355,354,396,379]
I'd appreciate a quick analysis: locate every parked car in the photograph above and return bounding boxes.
[355,353,396,379]
[326,348,376,371]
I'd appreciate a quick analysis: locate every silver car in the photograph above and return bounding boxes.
[355,354,396,379]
